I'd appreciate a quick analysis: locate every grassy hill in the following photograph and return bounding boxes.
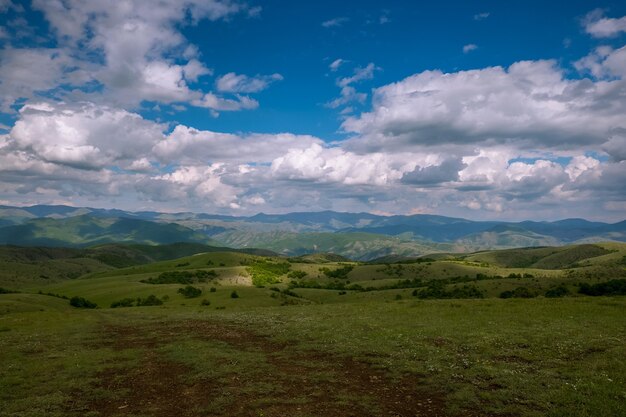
[0,215,214,247]
[463,243,616,269]
[0,243,276,288]
[2,241,625,417]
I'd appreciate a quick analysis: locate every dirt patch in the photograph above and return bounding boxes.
[78,320,487,417]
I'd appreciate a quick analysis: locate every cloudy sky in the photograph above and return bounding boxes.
[0,0,625,221]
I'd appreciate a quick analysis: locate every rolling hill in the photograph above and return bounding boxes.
[0,205,625,260]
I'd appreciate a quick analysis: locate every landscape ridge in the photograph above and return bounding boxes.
[1,204,624,261]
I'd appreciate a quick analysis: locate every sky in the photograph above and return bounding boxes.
[0,0,625,222]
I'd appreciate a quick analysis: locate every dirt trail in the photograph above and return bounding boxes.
[77,320,482,417]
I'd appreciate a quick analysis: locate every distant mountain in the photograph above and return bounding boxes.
[0,215,213,247]
[0,205,624,260]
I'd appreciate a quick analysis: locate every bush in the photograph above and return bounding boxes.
[141,269,217,285]
[247,260,291,286]
[210,287,217,292]
[579,279,626,296]
[545,285,570,298]
[287,270,307,279]
[0,287,18,294]
[230,290,239,299]
[69,296,97,309]
[136,295,163,306]
[178,285,202,298]
[320,265,353,279]
[200,299,211,306]
[110,298,135,308]
[415,282,484,299]
[499,287,539,299]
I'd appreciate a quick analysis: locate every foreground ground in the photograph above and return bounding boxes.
[1,296,625,417]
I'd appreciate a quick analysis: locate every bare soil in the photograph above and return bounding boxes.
[76,320,487,417]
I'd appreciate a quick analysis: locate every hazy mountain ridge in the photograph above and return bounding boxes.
[0,205,624,260]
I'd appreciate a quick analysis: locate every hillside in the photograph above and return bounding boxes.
[0,242,276,288]
[0,215,213,247]
[1,205,625,260]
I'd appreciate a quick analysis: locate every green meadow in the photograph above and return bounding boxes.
[1,242,625,417]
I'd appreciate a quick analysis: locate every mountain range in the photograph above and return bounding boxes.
[1,205,625,260]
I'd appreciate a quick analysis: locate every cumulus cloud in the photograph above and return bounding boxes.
[154,125,323,164]
[6,102,165,170]
[151,164,241,208]
[575,45,626,78]
[342,59,626,154]
[270,143,406,186]
[327,63,380,110]
[0,48,82,112]
[0,0,266,113]
[216,72,283,93]
[602,134,626,161]
[583,9,626,38]
[401,158,467,186]
[338,63,379,88]
[193,93,259,112]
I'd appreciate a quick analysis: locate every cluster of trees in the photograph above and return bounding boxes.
[247,260,291,286]
[320,265,353,279]
[110,294,164,308]
[141,269,217,284]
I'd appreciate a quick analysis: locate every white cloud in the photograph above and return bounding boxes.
[338,63,379,88]
[326,86,367,109]
[0,48,83,112]
[154,125,323,164]
[6,101,165,170]
[270,143,405,186]
[574,45,626,78]
[329,58,346,72]
[0,0,263,113]
[327,63,380,110]
[342,59,626,154]
[152,164,241,208]
[583,10,626,38]
[322,17,349,28]
[474,12,490,21]
[216,72,283,93]
[463,44,478,54]
[193,93,259,112]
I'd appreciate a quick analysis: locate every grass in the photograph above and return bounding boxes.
[1,296,624,416]
[1,241,625,416]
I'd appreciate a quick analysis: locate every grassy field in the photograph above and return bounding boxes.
[1,242,625,416]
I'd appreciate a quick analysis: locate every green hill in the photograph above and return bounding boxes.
[464,243,616,269]
[0,215,213,247]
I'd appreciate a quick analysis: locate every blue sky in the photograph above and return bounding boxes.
[0,0,625,221]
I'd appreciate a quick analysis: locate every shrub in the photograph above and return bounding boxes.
[247,260,291,286]
[579,279,626,296]
[178,285,202,298]
[499,287,539,299]
[0,287,18,294]
[200,299,211,306]
[136,295,163,306]
[287,270,307,279]
[110,298,135,308]
[210,287,217,292]
[230,290,239,299]
[320,265,353,279]
[545,285,570,298]
[141,269,217,285]
[69,296,97,309]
